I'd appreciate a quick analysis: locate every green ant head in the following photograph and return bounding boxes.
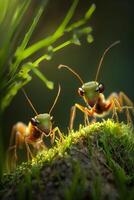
[31,113,53,133]
[78,81,104,103]
[58,41,119,106]
[58,65,104,105]
[22,85,61,134]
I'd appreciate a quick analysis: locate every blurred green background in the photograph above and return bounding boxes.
[2,0,134,148]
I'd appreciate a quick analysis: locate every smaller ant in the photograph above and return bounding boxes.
[58,41,134,129]
[7,85,63,170]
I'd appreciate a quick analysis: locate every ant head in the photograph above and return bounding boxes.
[31,113,53,133]
[22,85,60,133]
[78,81,104,102]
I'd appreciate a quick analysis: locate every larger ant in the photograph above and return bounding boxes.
[7,85,63,170]
[58,41,134,129]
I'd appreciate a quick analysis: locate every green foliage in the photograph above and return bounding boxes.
[1,120,134,199]
[91,176,102,200]
[17,172,33,200]
[0,0,95,113]
[99,120,134,179]
[98,121,134,200]
[64,162,86,200]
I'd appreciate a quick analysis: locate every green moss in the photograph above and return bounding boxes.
[0,120,134,199]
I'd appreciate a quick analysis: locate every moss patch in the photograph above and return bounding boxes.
[0,120,134,200]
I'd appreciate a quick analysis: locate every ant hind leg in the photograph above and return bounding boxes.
[69,103,94,130]
[118,92,134,123]
[7,128,23,171]
[106,93,122,122]
[107,92,134,123]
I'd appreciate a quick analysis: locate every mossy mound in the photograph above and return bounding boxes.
[0,120,134,200]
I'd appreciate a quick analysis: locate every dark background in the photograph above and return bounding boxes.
[3,0,134,147]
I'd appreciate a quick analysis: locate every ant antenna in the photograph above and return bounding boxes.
[49,84,61,114]
[22,88,38,116]
[58,64,84,85]
[95,40,120,82]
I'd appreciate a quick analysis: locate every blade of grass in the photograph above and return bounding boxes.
[33,40,72,66]
[0,0,9,24]
[20,0,79,60]
[32,68,54,90]
[10,0,31,34]
[0,63,32,111]
[53,0,79,37]
[0,0,31,78]
[66,3,96,32]
[10,0,48,76]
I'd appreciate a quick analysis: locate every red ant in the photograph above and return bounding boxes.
[7,85,63,170]
[58,41,134,129]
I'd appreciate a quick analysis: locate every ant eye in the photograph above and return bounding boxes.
[31,118,39,126]
[99,83,105,93]
[96,83,105,93]
[78,88,85,96]
[50,116,53,120]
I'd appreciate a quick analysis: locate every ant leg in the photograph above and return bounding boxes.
[51,127,64,144]
[24,139,33,161]
[9,122,26,145]
[34,140,47,152]
[6,145,17,171]
[7,129,23,171]
[118,92,133,107]
[118,92,134,123]
[69,105,76,130]
[107,92,134,123]
[7,125,18,162]
[39,141,47,150]
[69,103,94,129]
[125,107,132,124]
[91,115,97,124]
[112,98,120,122]
[75,103,94,115]
[84,112,90,126]
[106,93,122,122]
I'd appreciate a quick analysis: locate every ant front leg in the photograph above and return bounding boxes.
[50,127,64,144]
[34,139,47,152]
[69,103,95,130]
[24,138,34,161]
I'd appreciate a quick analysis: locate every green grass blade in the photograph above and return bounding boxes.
[10,0,31,33]
[11,1,48,75]
[20,0,79,60]
[66,3,96,32]
[33,40,72,66]
[0,0,9,24]
[0,0,31,78]
[15,7,44,56]
[32,67,54,90]
[85,3,96,19]
[0,63,33,112]
[53,0,79,37]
